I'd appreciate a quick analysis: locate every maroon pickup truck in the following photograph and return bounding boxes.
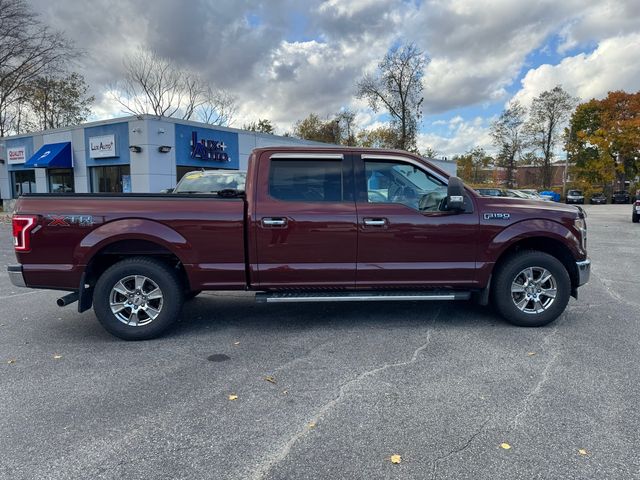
[8,147,590,340]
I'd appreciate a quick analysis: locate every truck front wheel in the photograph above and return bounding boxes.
[93,257,184,340]
[492,251,570,327]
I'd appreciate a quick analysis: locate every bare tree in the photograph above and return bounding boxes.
[356,43,428,151]
[111,49,185,117]
[524,85,577,189]
[111,48,238,126]
[491,101,528,188]
[181,74,205,121]
[0,0,75,136]
[197,87,237,127]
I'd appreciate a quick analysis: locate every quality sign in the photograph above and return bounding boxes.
[7,146,26,164]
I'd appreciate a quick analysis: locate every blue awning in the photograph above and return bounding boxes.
[24,142,72,168]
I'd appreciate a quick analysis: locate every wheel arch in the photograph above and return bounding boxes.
[78,236,192,313]
[493,236,579,298]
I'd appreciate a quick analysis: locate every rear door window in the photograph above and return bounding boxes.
[269,159,344,202]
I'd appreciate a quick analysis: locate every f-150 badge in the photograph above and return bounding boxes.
[484,213,511,220]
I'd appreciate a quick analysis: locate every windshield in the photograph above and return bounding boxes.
[568,190,582,195]
[174,171,246,193]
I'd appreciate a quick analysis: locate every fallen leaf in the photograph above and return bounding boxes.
[7,359,16,365]
[527,352,536,356]
[578,448,588,456]
[390,454,402,464]
[233,341,240,346]
[264,375,276,384]
[308,422,316,429]
[500,443,511,450]
[228,394,238,401]
[53,354,63,360]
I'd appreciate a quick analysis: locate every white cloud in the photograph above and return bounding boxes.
[512,33,640,107]
[558,0,640,53]
[418,116,494,157]
[18,0,640,150]
[407,0,585,113]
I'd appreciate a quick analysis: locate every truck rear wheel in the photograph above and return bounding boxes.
[93,257,184,340]
[492,251,570,327]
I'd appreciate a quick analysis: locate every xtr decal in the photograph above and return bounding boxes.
[45,214,94,227]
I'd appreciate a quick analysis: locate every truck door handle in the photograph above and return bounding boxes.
[363,218,387,227]
[262,217,288,227]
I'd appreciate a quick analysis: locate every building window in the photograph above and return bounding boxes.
[91,165,131,193]
[48,168,74,193]
[11,170,36,198]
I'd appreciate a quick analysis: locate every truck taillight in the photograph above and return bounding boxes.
[12,215,38,252]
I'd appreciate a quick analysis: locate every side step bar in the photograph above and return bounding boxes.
[255,290,471,304]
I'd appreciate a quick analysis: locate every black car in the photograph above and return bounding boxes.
[612,190,630,204]
[589,192,606,204]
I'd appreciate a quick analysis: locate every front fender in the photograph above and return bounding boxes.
[74,218,192,265]
[483,218,583,262]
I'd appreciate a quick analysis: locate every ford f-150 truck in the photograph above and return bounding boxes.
[8,147,590,340]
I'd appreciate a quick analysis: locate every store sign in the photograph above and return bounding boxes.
[89,134,117,158]
[8,146,26,164]
[190,131,229,162]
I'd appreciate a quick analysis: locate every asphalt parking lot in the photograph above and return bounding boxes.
[1,204,639,480]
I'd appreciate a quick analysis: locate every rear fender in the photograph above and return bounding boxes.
[74,218,192,266]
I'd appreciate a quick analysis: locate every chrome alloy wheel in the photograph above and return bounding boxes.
[510,266,557,314]
[109,275,164,326]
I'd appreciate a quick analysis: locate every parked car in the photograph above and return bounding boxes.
[612,190,630,204]
[633,199,640,223]
[519,189,550,201]
[503,189,529,199]
[565,190,585,204]
[589,192,607,205]
[8,146,590,340]
[475,188,505,197]
[173,170,246,194]
[539,191,561,202]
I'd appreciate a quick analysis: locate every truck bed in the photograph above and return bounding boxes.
[14,193,247,291]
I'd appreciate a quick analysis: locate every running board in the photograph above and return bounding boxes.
[255,290,471,304]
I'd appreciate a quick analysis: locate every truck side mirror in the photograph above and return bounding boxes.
[446,176,465,211]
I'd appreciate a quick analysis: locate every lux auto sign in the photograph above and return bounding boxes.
[190,131,229,162]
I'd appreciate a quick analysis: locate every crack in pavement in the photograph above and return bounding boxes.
[431,418,491,480]
[511,320,562,429]
[249,305,443,480]
[592,269,640,310]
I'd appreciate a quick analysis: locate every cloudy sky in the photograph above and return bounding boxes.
[29,0,640,156]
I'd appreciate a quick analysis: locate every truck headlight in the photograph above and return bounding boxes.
[574,218,587,250]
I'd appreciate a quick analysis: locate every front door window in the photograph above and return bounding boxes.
[365,161,446,211]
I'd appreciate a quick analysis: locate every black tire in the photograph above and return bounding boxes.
[633,211,639,223]
[93,257,184,340]
[492,251,570,327]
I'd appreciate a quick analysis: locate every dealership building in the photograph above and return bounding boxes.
[0,114,456,204]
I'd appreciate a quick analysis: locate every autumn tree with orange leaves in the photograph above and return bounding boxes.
[566,91,640,192]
